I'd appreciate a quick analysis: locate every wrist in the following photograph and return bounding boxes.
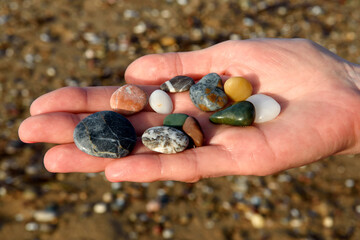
[340,63,360,155]
[346,62,360,90]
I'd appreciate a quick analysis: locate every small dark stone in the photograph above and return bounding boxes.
[73,111,137,158]
[160,76,195,92]
[209,101,255,126]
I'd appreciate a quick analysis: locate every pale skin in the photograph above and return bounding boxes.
[18,38,360,182]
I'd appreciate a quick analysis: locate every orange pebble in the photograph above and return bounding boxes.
[224,77,253,102]
[110,84,148,115]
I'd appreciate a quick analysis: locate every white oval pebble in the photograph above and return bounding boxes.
[162,228,174,239]
[323,216,334,228]
[246,94,281,123]
[93,202,107,214]
[250,213,265,229]
[149,89,173,114]
[25,222,39,232]
[33,210,57,222]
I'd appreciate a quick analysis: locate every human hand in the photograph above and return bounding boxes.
[19,38,360,182]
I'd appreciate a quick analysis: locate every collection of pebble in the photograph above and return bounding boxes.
[74,73,281,158]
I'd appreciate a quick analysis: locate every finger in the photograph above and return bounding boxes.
[19,113,88,144]
[105,146,242,183]
[29,85,200,116]
[44,144,114,173]
[19,111,167,144]
[30,85,161,116]
[44,143,155,173]
[125,42,235,85]
[19,107,211,144]
[30,86,118,116]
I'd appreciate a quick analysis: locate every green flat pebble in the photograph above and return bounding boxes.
[209,101,255,126]
[163,113,189,129]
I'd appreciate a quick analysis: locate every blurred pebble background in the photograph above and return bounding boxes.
[1,0,360,239]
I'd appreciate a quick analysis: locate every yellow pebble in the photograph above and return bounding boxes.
[224,76,253,102]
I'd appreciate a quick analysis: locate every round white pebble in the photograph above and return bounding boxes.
[25,222,39,232]
[250,213,265,229]
[162,228,174,239]
[93,202,107,214]
[246,94,281,123]
[149,89,173,114]
[323,216,334,228]
[33,210,57,222]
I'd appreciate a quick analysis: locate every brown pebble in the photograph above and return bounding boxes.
[182,117,204,147]
[110,84,147,115]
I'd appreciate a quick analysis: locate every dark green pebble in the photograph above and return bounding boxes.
[163,113,189,129]
[209,101,255,126]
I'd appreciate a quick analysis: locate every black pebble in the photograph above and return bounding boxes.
[73,111,137,158]
[160,75,195,92]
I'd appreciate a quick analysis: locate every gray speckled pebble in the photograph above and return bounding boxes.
[198,72,223,89]
[189,73,228,112]
[73,111,137,158]
[142,126,189,154]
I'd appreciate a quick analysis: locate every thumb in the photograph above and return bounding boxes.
[124,41,236,85]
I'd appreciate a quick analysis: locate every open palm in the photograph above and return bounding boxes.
[19,38,360,182]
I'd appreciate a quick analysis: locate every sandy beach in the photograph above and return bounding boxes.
[1,0,360,239]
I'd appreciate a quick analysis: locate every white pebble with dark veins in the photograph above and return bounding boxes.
[142,126,189,154]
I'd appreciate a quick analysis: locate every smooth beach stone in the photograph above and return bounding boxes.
[209,101,255,126]
[224,76,253,102]
[246,94,281,123]
[182,116,204,147]
[163,113,189,129]
[74,111,137,158]
[160,76,195,92]
[198,73,224,90]
[189,73,228,112]
[110,84,148,115]
[149,90,173,114]
[142,126,189,154]
[190,84,228,111]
